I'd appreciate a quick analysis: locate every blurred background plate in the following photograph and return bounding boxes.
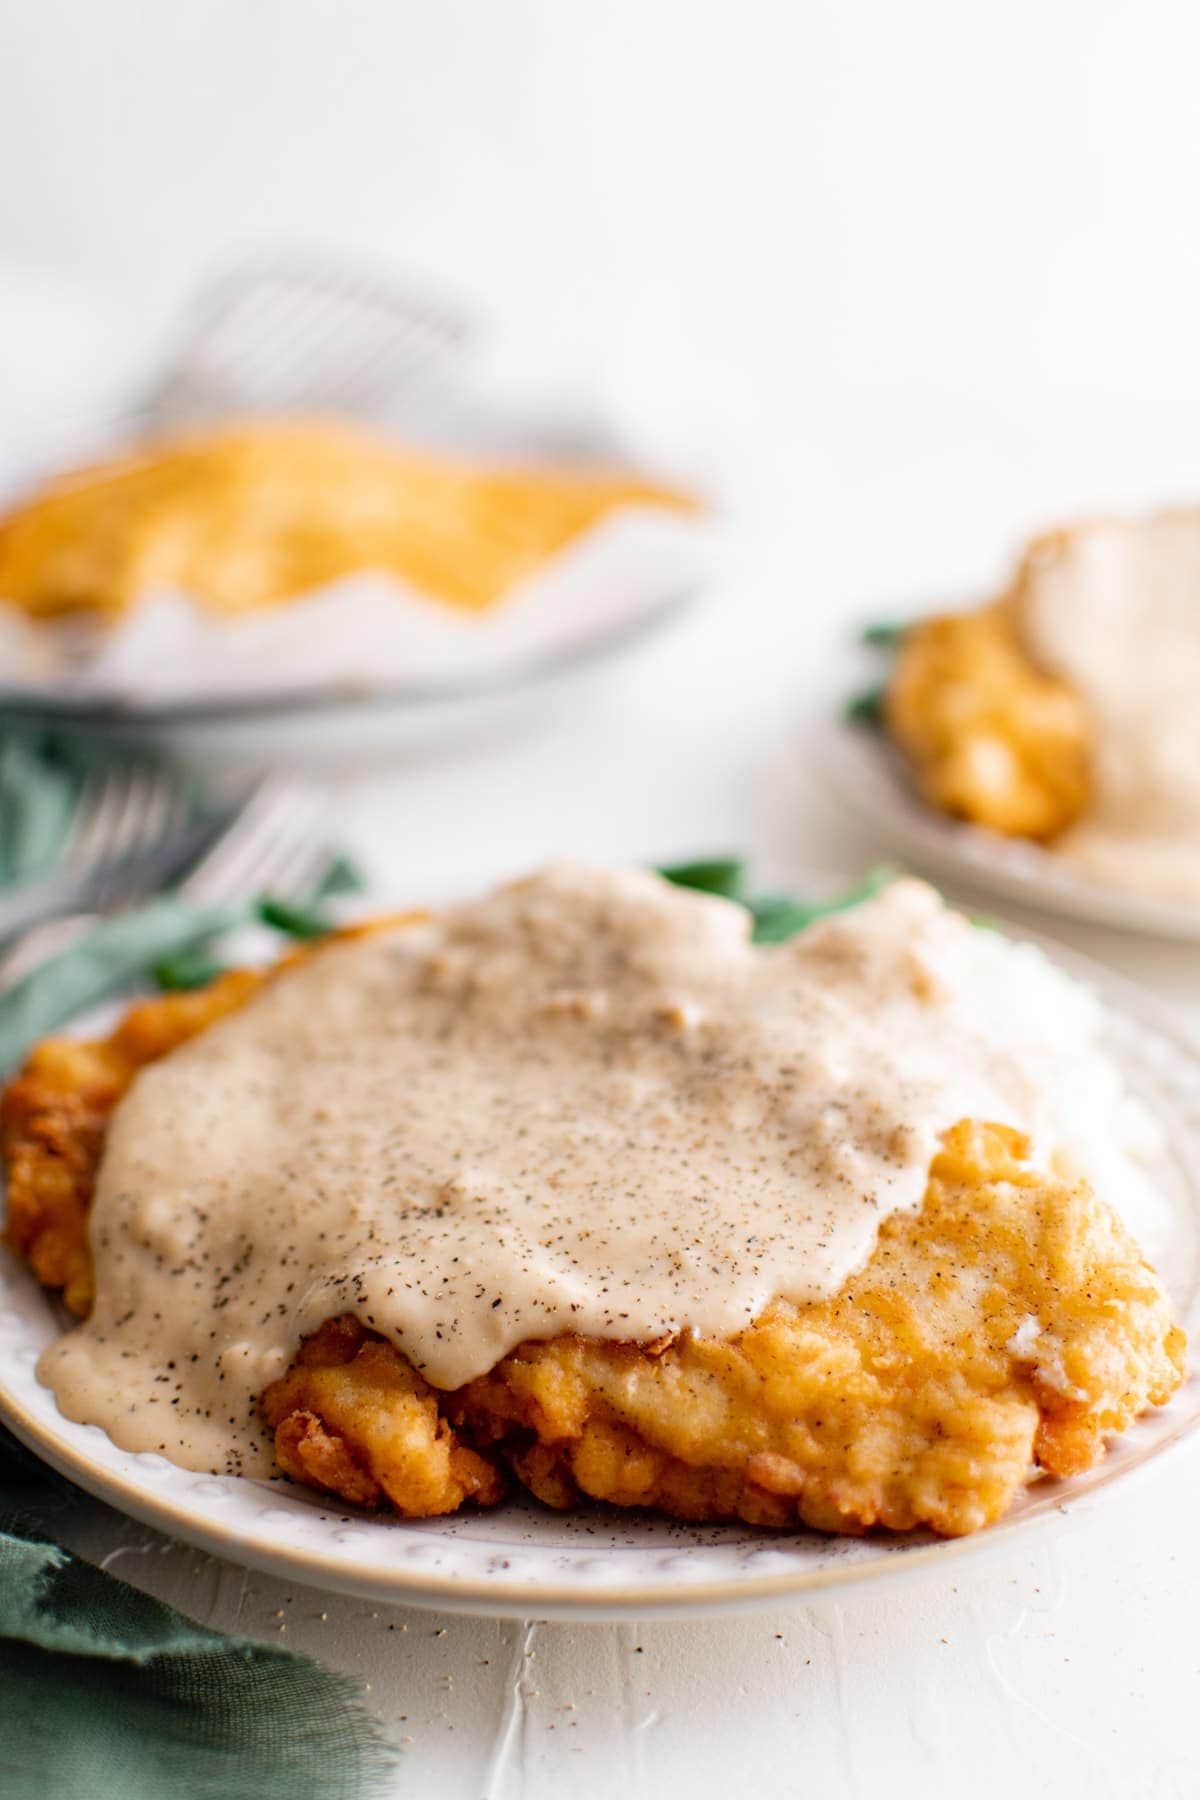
[819,715,1200,942]
[0,376,730,760]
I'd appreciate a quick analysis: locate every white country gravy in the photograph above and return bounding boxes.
[40,868,1159,1475]
[1018,509,1200,900]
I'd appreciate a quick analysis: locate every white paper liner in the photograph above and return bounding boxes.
[0,502,722,708]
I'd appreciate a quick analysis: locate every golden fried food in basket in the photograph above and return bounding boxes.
[0,417,693,621]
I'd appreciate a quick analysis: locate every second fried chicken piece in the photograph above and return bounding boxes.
[885,603,1090,840]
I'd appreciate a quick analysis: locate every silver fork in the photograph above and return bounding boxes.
[0,774,333,993]
[146,251,471,429]
[0,758,202,954]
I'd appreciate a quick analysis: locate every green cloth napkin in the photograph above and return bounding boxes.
[0,1431,394,1799]
[0,897,250,1071]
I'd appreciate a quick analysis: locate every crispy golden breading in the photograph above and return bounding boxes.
[2,967,1186,1538]
[0,418,693,622]
[262,1315,504,1517]
[885,602,1091,840]
[266,1122,1184,1537]
[0,970,266,1314]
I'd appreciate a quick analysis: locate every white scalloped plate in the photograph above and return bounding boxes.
[821,717,1200,942]
[1,927,1198,1619]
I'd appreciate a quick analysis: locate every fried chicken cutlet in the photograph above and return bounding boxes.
[2,877,1185,1540]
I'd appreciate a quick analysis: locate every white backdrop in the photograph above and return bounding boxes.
[2,0,1200,445]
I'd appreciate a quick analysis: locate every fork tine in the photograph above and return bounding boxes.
[55,757,196,896]
[221,818,327,905]
[178,776,328,906]
[148,251,470,428]
[89,766,182,905]
[107,766,169,860]
[130,767,177,853]
[257,836,336,906]
[63,764,135,872]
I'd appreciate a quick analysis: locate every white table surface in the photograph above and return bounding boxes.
[33,443,1200,1800]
